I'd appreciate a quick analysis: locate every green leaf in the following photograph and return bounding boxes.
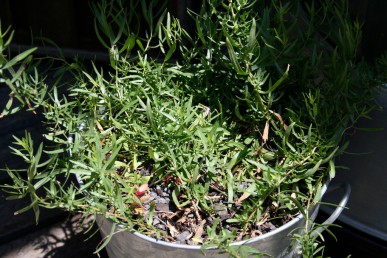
[248,18,257,52]
[171,188,181,207]
[145,98,156,131]
[283,122,296,152]
[103,144,121,171]
[246,159,280,174]
[225,218,240,223]
[160,111,178,124]
[164,42,176,62]
[302,160,323,179]
[258,64,290,94]
[147,201,156,226]
[94,222,116,253]
[313,182,323,204]
[155,9,167,37]
[14,196,40,222]
[226,37,247,75]
[227,170,234,205]
[286,195,306,217]
[321,146,339,164]
[93,19,109,49]
[196,18,206,45]
[136,39,145,52]
[2,47,37,70]
[328,160,336,179]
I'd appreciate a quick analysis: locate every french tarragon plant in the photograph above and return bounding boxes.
[0,0,383,257]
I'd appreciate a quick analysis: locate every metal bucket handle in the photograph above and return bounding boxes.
[312,182,351,236]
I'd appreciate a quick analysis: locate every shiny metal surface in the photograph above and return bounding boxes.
[96,181,349,258]
[321,89,387,241]
[322,88,387,241]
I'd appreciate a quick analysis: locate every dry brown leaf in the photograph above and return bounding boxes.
[236,232,245,241]
[191,237,203,244]
[255,212,269,226]
[139,194,150,203]
[26,99,37,114]
[270,201,279,211]
[209,185,227,195]
[176,215,187,224]
[262,120,269,145]
[167,221,179,238]
[207,195,222,200]
[176,208,192,223]
[163,235,176,242]
[269,110,288,130]
[235,192,251,206]
[192,219,206,244]
[191,201,202,221]
[232,165,241,173]
[164,211,179,219]
[134,207,144,214]
[95,120,104,133]
[251,230,263,238]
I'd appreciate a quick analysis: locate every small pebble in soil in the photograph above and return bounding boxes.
[266,222,277,231]
[157,198,168,204]
[162,192,170,197]
[157,224,166,230]
[156,185,163,196]
[176,231,191,242]
[153,218,160,226]
[156,203,170,212]
[214,204,230,221]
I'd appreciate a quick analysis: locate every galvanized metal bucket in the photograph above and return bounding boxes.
[321,88,387,242]
[96,182,350,258]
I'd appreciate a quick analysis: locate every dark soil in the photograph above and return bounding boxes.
[136,183,296,245]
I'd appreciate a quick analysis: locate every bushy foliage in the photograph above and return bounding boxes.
[0,0,383,257]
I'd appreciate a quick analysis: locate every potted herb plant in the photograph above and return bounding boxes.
[0,0,380,257]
